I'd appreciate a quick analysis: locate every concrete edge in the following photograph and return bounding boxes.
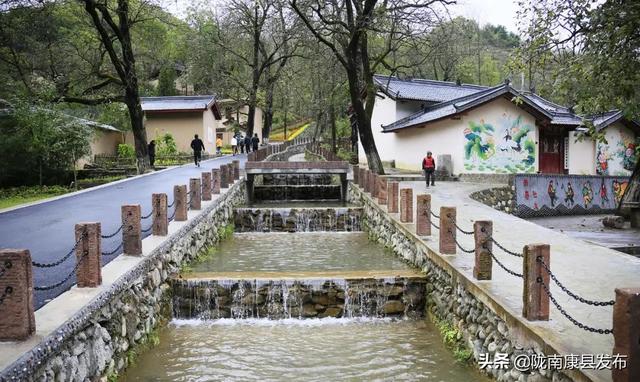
[0,155,234,214]
[0,180,245,380]
[349,183,599,382]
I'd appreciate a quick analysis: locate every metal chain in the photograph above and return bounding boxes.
[167,198,176,208]
[538,278,613,334]
[101,224,123,239]
[454,222,474,235]
[101,242,123,257]
[168,207,177,222]
[489,237,524,257]
[537,257,615,306]
[141,224,153,234]
[450,230,475,253]
[0,286,13,305]
[430,211,440,219]
[34,252,88,291]
[430,220,440,230]
[32,233,86,268]
[488,249,523,278]
[141,210,153,220]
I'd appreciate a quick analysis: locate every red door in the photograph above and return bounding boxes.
[539,134,564,174]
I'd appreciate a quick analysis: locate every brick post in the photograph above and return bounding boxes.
[400,188,413,223]
[352,165,359,185]
[220,165,229,189]
[201,172,212,201]
[613,288,640,382]
[189,178,202,210]
[0,249,35,341]
[372,174,380,200]
[363,170,370,193]
[416,194,431,236]
[75,222,102,287]
[232,160,240,180]
[439,207,456,254]
[473,221,493,280]
[377,176,387,205]
[212,169,221,194]
[387,181,399,213]
[358,168,365,188]
[174,185,188,221]
[152,193,168,236]
[121,205,142,255]
[367,171,375,194]
[522,244,550,321]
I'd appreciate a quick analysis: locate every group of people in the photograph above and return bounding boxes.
[229,133,260,155]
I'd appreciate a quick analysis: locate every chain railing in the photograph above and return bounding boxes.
[34,252,88,291]
[101,224,123,239]
[488,237,524,257]
[453,222,474,235]
[429,220,440,230]
[450,230,475,253]
[31,233,86,269]
[487,248,523,278]
[430,210,440,220]
[101,242,123,257]
[538,277,613,334]
[141,209,153,220]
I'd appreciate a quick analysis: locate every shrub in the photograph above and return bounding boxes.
[117,143,135,158]
[156,133,178,156]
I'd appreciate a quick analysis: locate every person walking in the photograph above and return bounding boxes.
[148,140,156,168]
[190,134,205,167]
[422,151,436,187]
[251,133,260,152]
[244,135,252,153]
[215,136,223,156]
[231,135,238,155]
[239,134,245,154]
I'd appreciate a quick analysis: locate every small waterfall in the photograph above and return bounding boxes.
[173,277,426,320]
[234,207,363,232]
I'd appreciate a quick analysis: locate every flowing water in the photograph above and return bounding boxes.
[121,318,489,381]
[187,232,411,273]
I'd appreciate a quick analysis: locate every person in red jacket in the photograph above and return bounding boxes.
[422,151,436,187]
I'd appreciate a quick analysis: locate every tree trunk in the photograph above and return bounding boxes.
[330,101,336,153]
[246,4,261,137]
[263,79,275,140]
[125,93,149,173]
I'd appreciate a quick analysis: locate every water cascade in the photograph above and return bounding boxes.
[234,207,363,232]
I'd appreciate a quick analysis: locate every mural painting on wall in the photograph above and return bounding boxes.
[514,174,629,217]
[596,128,639,176]
[463,113,536,174]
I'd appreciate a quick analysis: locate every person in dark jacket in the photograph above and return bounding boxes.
[422,151,436,187]
[251,133,260,151]
[190,134,205,167]
[244,135,251,153]
[148,140,156,168]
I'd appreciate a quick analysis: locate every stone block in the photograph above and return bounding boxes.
[377,177,387,205]
[121,205,142,256]
[0,249,35,341]
[174,185,188,222]
[400,188,413,223]
[416,194,431,236]
[352,165,359,185]
[439,206,455,254]
[232,160,240,180]
[522,244,550,321]
[152,193,168,236]
[76,222,102,287]
[387,182,399,213]
[220,165,229,189]
[473,221,492,280]
[189,178,202,210]
[613,288,640,382]
[201,172,212,201]
[212,169,221,194]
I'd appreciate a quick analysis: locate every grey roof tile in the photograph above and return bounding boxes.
[374,75,488,102]
[141,96,216,111]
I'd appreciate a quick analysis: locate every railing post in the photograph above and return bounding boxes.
[416,194,431,236]
[233,160,240,180]
[0,249,35,341]
[366,170,374,194]
[377,176,387,205]
[202,172,212,201]
[220,165,229,189]
[522,244,550,321]
[439,206,456,254]
[400,188,413,223]
[387,181,399,213]
[75,222,101,287]
[372,174,379,199]
[358,168,365,188]
[473,221,493,280]
[152,193,168,236]
[352,165,359,186]
[174,185,188,221]
[121,205,142,256]
[189,178,202,210]
[212,169,221,194]
[613,288,640,382]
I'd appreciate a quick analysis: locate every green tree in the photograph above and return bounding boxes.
[157,66,177,96]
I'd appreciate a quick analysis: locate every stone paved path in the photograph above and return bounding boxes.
[391,181,640,382]
[0,154,246,309]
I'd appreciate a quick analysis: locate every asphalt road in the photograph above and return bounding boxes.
[0,154,247,309]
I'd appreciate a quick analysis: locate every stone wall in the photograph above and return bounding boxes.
[265,143,307,161]
[348,183,571,382]
[460,173,515,185]
[470,186,517,215]
[234,207,363,232]
[173,277,426,320]
[253,185,341,201]
[0,182,246,382]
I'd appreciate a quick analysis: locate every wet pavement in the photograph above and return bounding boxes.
[0,154,246,309]
[384,180,640,382]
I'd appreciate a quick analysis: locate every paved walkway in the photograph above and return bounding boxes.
[391,181,640,382]
[0,154,246,309]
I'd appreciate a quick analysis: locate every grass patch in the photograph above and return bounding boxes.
[0,185,69,209]
[430,312,473,363]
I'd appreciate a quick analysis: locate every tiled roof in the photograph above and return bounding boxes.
[141,96,216,111]
[374,75,488,102]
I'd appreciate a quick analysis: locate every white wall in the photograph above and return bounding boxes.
[359,94,397,164]
[202,109,216,147]
[596,122,638,176]
[365,97,539,175]
[396,100,424,119]
[567,131,596,175]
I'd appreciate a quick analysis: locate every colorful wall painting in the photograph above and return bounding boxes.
[596,126,639,176]
[515,174,630,217]
[463,113,536,174]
